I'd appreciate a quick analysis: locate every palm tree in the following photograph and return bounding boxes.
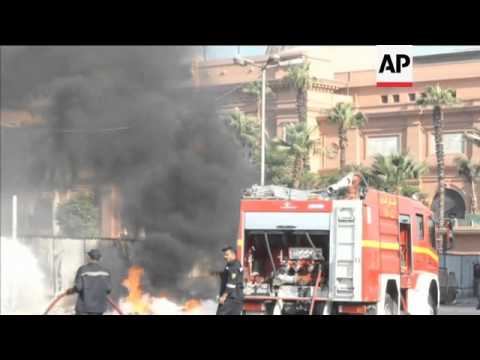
[417,84,459,235]
[242,81,273,122]
[370,153,428,196]
[265,140,294,186]
[454,157,480,214]
[274,122,319,188]
[285,63,311,123]
[224,110,260,162]
[327,102,367,168]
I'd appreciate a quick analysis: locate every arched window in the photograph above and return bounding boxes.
[431,188,466,220]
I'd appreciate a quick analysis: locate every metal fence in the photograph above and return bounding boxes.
[455,215,480,227]
[442,254,480,298]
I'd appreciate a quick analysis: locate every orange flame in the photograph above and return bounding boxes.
[122,265,151,314]
[121,266,205,315]
[183,299,201,313]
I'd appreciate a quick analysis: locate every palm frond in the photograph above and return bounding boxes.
[417,85,460,108]
[285,63,311,90]
[370,153,427,195]
[328,102,367,129]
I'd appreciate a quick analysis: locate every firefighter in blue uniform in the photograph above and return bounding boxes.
[216,246,244,315]
[65,249,112,315]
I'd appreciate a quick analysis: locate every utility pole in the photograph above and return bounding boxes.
[260,66,267,186]
[233,54,281,186]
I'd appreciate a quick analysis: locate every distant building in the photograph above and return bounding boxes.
[195,46,480,262]
[0,110,121,239]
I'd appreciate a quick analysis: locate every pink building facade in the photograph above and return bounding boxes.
[195,47,480,255]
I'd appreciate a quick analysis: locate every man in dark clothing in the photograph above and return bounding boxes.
[65,249,112,315]
[216,246,244,315]
[474,261,480,310]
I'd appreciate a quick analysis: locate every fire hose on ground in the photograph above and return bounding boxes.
[44,291,124,315]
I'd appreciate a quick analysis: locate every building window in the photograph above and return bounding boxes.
[381,95,388,104]
[416,214,424,240]
[367,136,399,157]
[430,133,465,154]
[408,93,416,102]
[281,123,294,142]
[393,94,400,103]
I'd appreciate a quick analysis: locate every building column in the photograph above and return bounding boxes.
[100,185,122,239]
[111,185,121,238]
[406,120,423,162]
[472,115,480,213]
[346,127,361,166]
[471,116,480,161]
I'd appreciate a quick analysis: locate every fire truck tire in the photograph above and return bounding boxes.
[428,292,438,315]
[273,301,282,315]
[384,293,398,315]
[312,302,326,315]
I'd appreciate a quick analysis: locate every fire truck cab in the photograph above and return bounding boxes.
[236,174,440,315]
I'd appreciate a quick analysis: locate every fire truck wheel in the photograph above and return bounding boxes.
[427,293,438,315]
[312,302,326,315]
[384,293,398,315]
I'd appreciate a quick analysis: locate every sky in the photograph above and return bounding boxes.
[203,46,480,60]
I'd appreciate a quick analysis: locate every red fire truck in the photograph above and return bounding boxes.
[236,173,440,315]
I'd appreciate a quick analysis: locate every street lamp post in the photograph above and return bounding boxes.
[260,66,267,186]
[233,54,280,186]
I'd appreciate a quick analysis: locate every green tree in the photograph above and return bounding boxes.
[370,153,428,196]
[224,109,260,162]
[273,122,319,189]
[242,80,273,121]
[417,84,459,228]
[56,193,100,238]
[265,141,294,186]
[285,63,311,123]
[225,109,292,186]
[327,102,367,168]
[454,157,480,214]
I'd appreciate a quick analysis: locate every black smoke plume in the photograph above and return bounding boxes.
[1,46,255,299]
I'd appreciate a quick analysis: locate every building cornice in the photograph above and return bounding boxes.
[267,78,345,93]
[414,50,480,64]
[199,77,345,94]
[355,101,480,119]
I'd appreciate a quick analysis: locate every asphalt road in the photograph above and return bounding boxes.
[439,303,480,315]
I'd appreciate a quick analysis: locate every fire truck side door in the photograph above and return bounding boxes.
[329,200,363,302]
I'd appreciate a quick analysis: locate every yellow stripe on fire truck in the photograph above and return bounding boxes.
[362,240,439,263]
[362,240,399,250]
[412,246,439,263]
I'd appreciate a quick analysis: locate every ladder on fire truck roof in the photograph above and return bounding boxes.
[243,185,327,201]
